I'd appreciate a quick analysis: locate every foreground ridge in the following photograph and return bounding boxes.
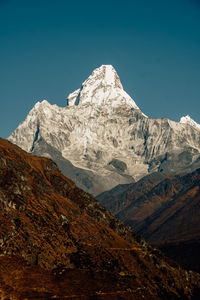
[0,138,200,299]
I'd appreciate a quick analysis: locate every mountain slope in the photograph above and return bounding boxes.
[8,65,200,195]
[97,172,169,217]
[137,170,200,243]
[1,137,200,299]
[97,169,200,272]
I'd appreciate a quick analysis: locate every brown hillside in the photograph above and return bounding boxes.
[0,138,200,299]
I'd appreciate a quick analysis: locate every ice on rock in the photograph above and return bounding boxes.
[180,115,200,130]
[66,65,139,109]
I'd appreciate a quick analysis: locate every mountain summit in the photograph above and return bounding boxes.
[180,115,200,129]
[67,64,140,109]
[8,65,200,195]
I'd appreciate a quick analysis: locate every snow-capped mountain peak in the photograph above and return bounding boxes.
[67,64,140,109]
[9,65,200,195]
[180,115,200,129]
[83,65,123,89]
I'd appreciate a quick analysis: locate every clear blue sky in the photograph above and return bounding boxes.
[0,0,200,138]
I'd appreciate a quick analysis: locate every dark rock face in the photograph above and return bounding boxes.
[0,138,200,299]
[108,159,127,172]
[97,170,200,273]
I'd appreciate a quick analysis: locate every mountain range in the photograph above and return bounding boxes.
[8,65,200,195]
[2,64,200,298]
